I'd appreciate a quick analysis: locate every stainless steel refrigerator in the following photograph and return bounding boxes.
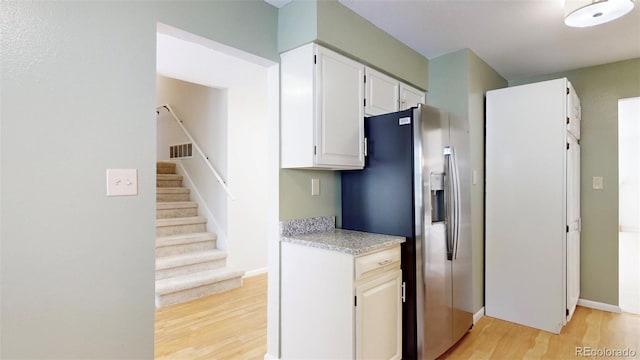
[342,104,473,360]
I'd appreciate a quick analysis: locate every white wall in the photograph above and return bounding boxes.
[156,77,228,165]
[619,97,640,314]
[157,32,270,274]
[228,73,271,275]
[618,98,640,233]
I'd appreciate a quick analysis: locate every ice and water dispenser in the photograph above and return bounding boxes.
[430,173,445,223]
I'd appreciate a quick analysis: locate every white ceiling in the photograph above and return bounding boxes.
[267,0,640,81]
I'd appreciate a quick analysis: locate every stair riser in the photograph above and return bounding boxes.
[155,277,242,308]
[157,194,191,202]
[156,208,198,219]
[156,240,217,257]
[156,259,226,280]
[157,167,176,175]
[156,223,206,237]
[157,180,183,187]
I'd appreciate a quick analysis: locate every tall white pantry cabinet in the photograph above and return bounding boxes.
[485,78,581,334]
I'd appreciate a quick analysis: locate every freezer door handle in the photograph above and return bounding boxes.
[444,147,454,261]
[451,146,461,260]
[444,146,461,261]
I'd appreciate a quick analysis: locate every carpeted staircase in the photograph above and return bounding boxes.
[155,161,244,308]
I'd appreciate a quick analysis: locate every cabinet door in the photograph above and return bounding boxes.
[566,135,580,320]
[400,83,425,110]
[567,82,581,140]
[355,270,402,360]
[365,67,399,116]
[316,46,365,169]
[280,44,315,168]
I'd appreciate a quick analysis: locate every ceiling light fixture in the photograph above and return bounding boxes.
[564,0,635,27]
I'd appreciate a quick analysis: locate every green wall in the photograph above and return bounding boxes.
[510,58,640,306]
[278,0,429,224]
[427,49,507,313]
[316,0,428,90]
[0,1,277,358]
[467,51,508,313]
[278,0,428,89]
[277,0,318,54]
[279,170,342,226]
[427,50,469,118]
[159,1,278,62]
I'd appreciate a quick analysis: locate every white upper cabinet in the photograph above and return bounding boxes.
[400,83,425,110]
[316,46,365,169]
[365,67,399,116]
[281,43,365,170]
[365,67,425,115]
[281,43,424,169]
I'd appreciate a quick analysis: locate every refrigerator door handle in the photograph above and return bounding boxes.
[444,147,454,261]
[450,146,461,260]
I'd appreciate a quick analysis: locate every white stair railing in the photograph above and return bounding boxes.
[156,104,234,200]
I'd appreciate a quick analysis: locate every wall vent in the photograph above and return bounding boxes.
[169,143,193,159]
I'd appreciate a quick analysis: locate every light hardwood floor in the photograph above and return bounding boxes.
[156,274,639,359]
[442,306,640,359]
[155,274,267,360]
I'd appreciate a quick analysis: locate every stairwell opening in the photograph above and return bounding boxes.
[154,24,280,357]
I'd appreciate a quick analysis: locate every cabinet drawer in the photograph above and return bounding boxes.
[355,246,400,280]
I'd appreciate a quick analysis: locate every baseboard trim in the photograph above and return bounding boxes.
[244,267,268,278]
[473,307,485,324]
[264,353,279,360]
[578,299,621,313]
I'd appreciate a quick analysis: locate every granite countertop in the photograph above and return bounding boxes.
[282,229,405,256]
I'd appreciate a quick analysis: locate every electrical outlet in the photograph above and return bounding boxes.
[311,178,320,196]
[106,169,138,196]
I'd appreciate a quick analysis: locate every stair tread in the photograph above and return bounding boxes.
[157,174,183,180]
[156,268,245,295]
[156,250,227,270]
[156,201,198,210]
[157,187,190,194]
[156,216,206,227]
[156,232,217,247]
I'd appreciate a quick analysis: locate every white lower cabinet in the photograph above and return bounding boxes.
[281,242,402,360]
[356,270,402,360]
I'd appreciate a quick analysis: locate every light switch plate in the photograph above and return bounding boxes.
[592,176,604,190]
[472,170,478,185]
[311,178,320,196]
[107,169,138,196]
